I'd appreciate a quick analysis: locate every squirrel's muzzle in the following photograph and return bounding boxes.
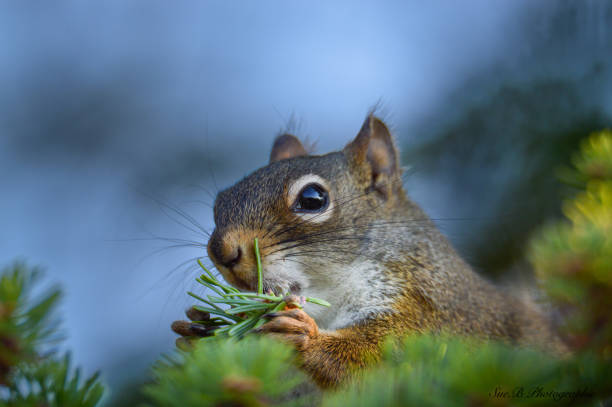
[208,230,242,269]
[207,228,261,291]
[220,246,242,269]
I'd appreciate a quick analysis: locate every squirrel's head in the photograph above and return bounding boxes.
[207,115,404,297]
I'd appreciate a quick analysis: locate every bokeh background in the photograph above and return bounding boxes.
[1,1,611,404]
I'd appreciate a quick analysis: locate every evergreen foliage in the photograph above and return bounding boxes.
[531,130,612,356]
[0,263,104,407]
[144,337,312,407]
[323,335,610,407]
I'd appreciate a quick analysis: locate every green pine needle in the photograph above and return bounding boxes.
[254,237,263,295]
[188,239,330,339]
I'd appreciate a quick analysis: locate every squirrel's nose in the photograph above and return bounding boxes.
[220,246,242,268]
[208,232,243,269]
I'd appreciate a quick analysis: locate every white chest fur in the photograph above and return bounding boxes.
[302,260,397,330]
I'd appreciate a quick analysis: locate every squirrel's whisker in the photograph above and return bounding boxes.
[181,198,214,210]
[267,236,369,257]
[112,235,206,247]
[263,220,430,250]
[263,217,453,252]
[186,183,217,202]
[284,248,384,265]
[147,193,212,239]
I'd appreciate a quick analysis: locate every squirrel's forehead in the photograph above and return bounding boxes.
[231,153,345,194]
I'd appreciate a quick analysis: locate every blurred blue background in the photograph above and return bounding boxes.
[1,1,611,403]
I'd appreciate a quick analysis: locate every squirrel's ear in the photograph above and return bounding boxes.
[270,134,308,163]
[344,115,400,198]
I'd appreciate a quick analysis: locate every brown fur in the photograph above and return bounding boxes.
[175,114,568,388]
[270,134,308,163]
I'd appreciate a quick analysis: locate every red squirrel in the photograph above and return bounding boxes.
[173,115,567,388]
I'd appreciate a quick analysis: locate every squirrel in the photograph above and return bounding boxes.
[172,114,568,388]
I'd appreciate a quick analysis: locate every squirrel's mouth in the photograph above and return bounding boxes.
[229,275,302,296]
[226,270,303,296]
[264,281,302,296]
[214,258,304,296]
[224,267,256,292]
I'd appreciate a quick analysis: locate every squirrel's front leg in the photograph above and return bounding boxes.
[256,309,383,388]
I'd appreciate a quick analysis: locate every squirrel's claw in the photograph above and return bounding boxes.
[171,320,217,338]
[185,306,210,321]
[171,307,215,342]
[255,308,319,348]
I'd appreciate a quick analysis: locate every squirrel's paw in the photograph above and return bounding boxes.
[171,307,216,348]
[254,308,319,348]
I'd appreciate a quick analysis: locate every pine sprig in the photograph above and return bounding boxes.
[145,336,313,407]
[6,353,105,407]
[323,335,612,407]
[187,238,330,339]
[0,263,105,406]
[531,130,612,355]
[0,263,61,385]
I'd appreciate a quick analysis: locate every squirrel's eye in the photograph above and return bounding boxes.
[293,183,329,213]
